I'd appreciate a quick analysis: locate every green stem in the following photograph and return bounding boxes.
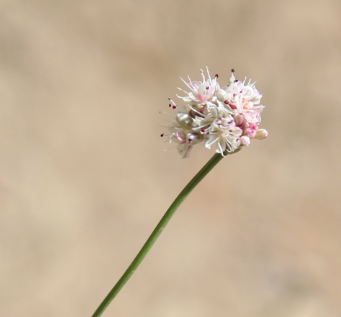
[92,149,239,317]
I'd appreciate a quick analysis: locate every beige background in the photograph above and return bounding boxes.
[1,0,341,316]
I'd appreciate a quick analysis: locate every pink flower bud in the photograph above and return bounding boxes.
[243,128,257,139]
[241,120,249,129]
[249,124,259,131]
[234,114,244,126]
[243,127,251,135]
[255,129,268,139]
[240,136,250,146]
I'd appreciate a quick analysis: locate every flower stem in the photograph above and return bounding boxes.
[91,149,238,317]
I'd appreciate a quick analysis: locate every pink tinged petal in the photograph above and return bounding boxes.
[205,135,220,148]
[234,127,243,137]
[217,138,225,155]
[227,126,242,137]
[187,133,204,145]
[217,89,226,101]
[176,113,193,126]
[255,113,261,121]
[176,132,185,143]
[255,129,268,139]
[197,94,205,102]
[178,144,193,159]
[252,105,265,113]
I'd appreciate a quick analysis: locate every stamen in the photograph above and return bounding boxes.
[231,69,235,73]
[180,77,193,90]
[160,134,164,137]
[192,124,210,131]
[168,98,177,106]
[206,66,212,84]
[215,74,219,78]
[200,69,206,82]
[188,105,204,117]
[169,104,171,107]
[160,117,174,123]
[177,87,189,94]
[176,94,187,100]
[159,111,175,119]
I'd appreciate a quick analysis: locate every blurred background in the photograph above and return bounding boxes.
[1,0,341,316]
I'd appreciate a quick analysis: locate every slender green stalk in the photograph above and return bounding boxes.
[92,149,239,317]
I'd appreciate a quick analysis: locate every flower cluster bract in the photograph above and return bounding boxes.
[161,68,268,158]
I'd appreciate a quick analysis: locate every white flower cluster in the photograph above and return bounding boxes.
[160,68,268,158]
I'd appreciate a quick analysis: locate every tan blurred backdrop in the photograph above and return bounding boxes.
[1,0,341,316]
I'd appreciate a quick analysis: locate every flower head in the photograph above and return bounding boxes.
[160,67,268,158]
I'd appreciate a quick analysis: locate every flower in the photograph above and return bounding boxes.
[160,67,268,158]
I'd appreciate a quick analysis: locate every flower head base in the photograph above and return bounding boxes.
[160,68,268,158]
